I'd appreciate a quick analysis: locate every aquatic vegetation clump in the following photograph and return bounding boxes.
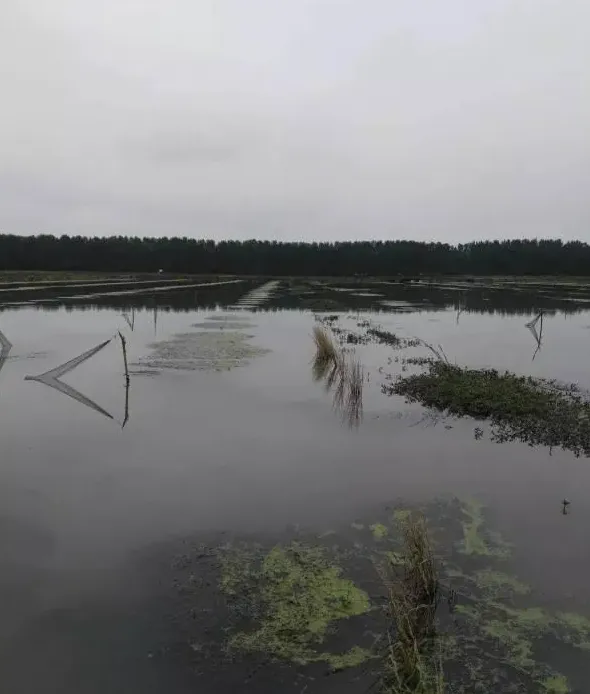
[367,328,402,347]
[220,543,372,669]
[404,356,436,367]
[138,330,270,371]
[387,362,590,457]
[360,326,422,349]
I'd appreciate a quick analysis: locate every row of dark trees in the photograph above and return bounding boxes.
[0,235,588,276]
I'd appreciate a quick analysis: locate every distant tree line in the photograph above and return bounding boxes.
[0,235,589,276]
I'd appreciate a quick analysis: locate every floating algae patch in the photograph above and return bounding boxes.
[137,330,270,371]
[458,498,511,558]
[392,508,412,524]
[165,498,590,692]
[370,522,388,540]
[338,497,590,693]
[451,600,579,687]
[474,569,530,599]
[554,612,590,650]
[542,674,570,694]
[220,542,373,669]
[414,498,590,693]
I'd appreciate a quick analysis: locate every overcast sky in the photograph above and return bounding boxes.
[1,1,588,242]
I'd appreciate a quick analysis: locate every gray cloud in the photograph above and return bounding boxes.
[1,1,589,241]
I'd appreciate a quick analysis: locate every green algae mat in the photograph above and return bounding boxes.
[168,498,589,693]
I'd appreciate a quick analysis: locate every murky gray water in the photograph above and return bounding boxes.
[1,278,590,692]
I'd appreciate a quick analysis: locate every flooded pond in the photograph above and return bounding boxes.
[1,276,590,693]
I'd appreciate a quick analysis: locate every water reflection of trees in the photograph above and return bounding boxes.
[0,282,253,314]
[267,286,590,317]
[0,282,589,317]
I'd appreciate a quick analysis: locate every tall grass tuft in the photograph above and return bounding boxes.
[312,327,363,426]
[312,326,338,366]
[382,514,443,694]
[345,357,364,425]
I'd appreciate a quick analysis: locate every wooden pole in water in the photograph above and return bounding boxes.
[118,331,131,428]
[118,331,130,386]
[122,377,130,429]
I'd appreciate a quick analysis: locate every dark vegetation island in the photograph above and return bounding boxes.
[1,235,590,276]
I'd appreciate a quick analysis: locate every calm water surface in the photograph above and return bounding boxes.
[1,279,589,692]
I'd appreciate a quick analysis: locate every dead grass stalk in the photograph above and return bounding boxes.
[312,326,338,367]
[382,514,443,694]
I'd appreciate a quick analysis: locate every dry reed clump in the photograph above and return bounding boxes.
[382,514,443,694]
[312,326,363,426]
[312,326,340,380]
